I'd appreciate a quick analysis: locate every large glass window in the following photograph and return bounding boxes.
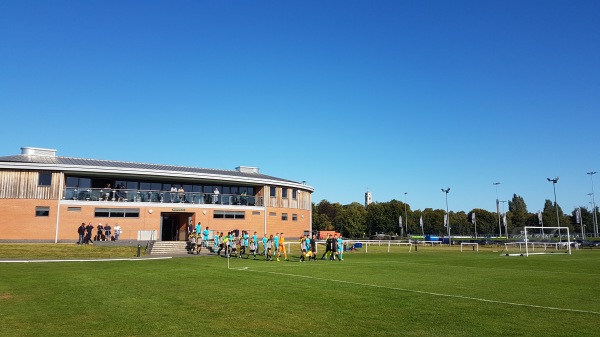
[282,188,288,198]
[270,186,276,197]
[64,176,257,200]
[38,172,52,186]
[66,177,79,187]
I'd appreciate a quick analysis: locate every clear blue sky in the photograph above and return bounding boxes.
[1,0,599,214]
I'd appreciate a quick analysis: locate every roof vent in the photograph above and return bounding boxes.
[21,147,57,157]
[236,166,260,174]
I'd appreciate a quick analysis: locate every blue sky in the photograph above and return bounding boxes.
[1,0,599,214]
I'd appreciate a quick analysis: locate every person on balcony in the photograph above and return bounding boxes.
[103,184,111,201]
[178,186,185,202]
[212,187,220,204]
[169,186,177,202]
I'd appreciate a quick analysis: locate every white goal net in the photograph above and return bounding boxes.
[522,226,571,256]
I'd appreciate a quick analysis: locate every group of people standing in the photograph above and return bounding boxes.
[187,222,211,254]
[77,222,122,244]
[206,231,343,262]
[320,234,344,261]
[212,231,291,261]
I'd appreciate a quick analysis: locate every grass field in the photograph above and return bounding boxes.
[1,244,599,336]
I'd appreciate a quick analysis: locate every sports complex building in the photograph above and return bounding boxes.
[0,147,313,243]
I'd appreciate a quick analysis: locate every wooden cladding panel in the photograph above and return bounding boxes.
[0,170,60,199]
[265,185,311,210]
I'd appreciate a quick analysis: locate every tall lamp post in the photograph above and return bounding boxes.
[493,182,501,238]
[404,192,408,238]
[441,188,451,245]
[587,193,594,238]
[587,172,598,237]
[500,200,508,239]
[547,177,560,242]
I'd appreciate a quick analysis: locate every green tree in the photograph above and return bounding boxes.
[541,199,572,231]
[335,202,367,238]
[570,206,594,236]
[449,211,469,236]
[468,209,497,236]
[419,208,446,237]
[508,194,528,227]
[365,202,388,236]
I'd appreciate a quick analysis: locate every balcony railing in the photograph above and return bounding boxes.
[63,187,263,206]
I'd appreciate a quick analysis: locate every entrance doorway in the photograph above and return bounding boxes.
[161,212,194,241]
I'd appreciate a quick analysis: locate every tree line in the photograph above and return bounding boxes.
[312,194,597,238]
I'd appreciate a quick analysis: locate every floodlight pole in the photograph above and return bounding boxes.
[493,182,501,238]
[578,207,584,239]
[404,192,408,238]
[587,172,598,237]
[547,177,561,242]
[441,188,451,245]
[587,193,594,238]
[501,200,508,239]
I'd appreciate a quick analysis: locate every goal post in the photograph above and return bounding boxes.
[523,226,571,256]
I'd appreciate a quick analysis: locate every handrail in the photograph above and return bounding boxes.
[62,187,263,206]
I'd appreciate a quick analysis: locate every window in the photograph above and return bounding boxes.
[269,212,276,217]
[270,186,276,197]
[95,208,139,218]
[282,188,288,198]
[292,189,297,199]
[38,172,52,186]
[35,206,50,217]
[252,211,261,216]
[282,213,288,221]
[292,214,298,221]
[64,176,91,188]
[67,207,81,212]
[213,210,245,219]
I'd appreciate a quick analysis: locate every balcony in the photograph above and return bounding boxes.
[63,187,263,206]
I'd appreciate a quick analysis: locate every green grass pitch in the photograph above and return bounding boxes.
[1,244,598,336]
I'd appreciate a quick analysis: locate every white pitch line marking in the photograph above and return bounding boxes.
[0,257,172,263]
[350,259,600,276]
[236,268,600,316]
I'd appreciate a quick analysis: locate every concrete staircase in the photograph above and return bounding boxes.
[149,241,189,255]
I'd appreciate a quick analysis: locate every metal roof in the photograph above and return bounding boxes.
[0,154,313,191]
